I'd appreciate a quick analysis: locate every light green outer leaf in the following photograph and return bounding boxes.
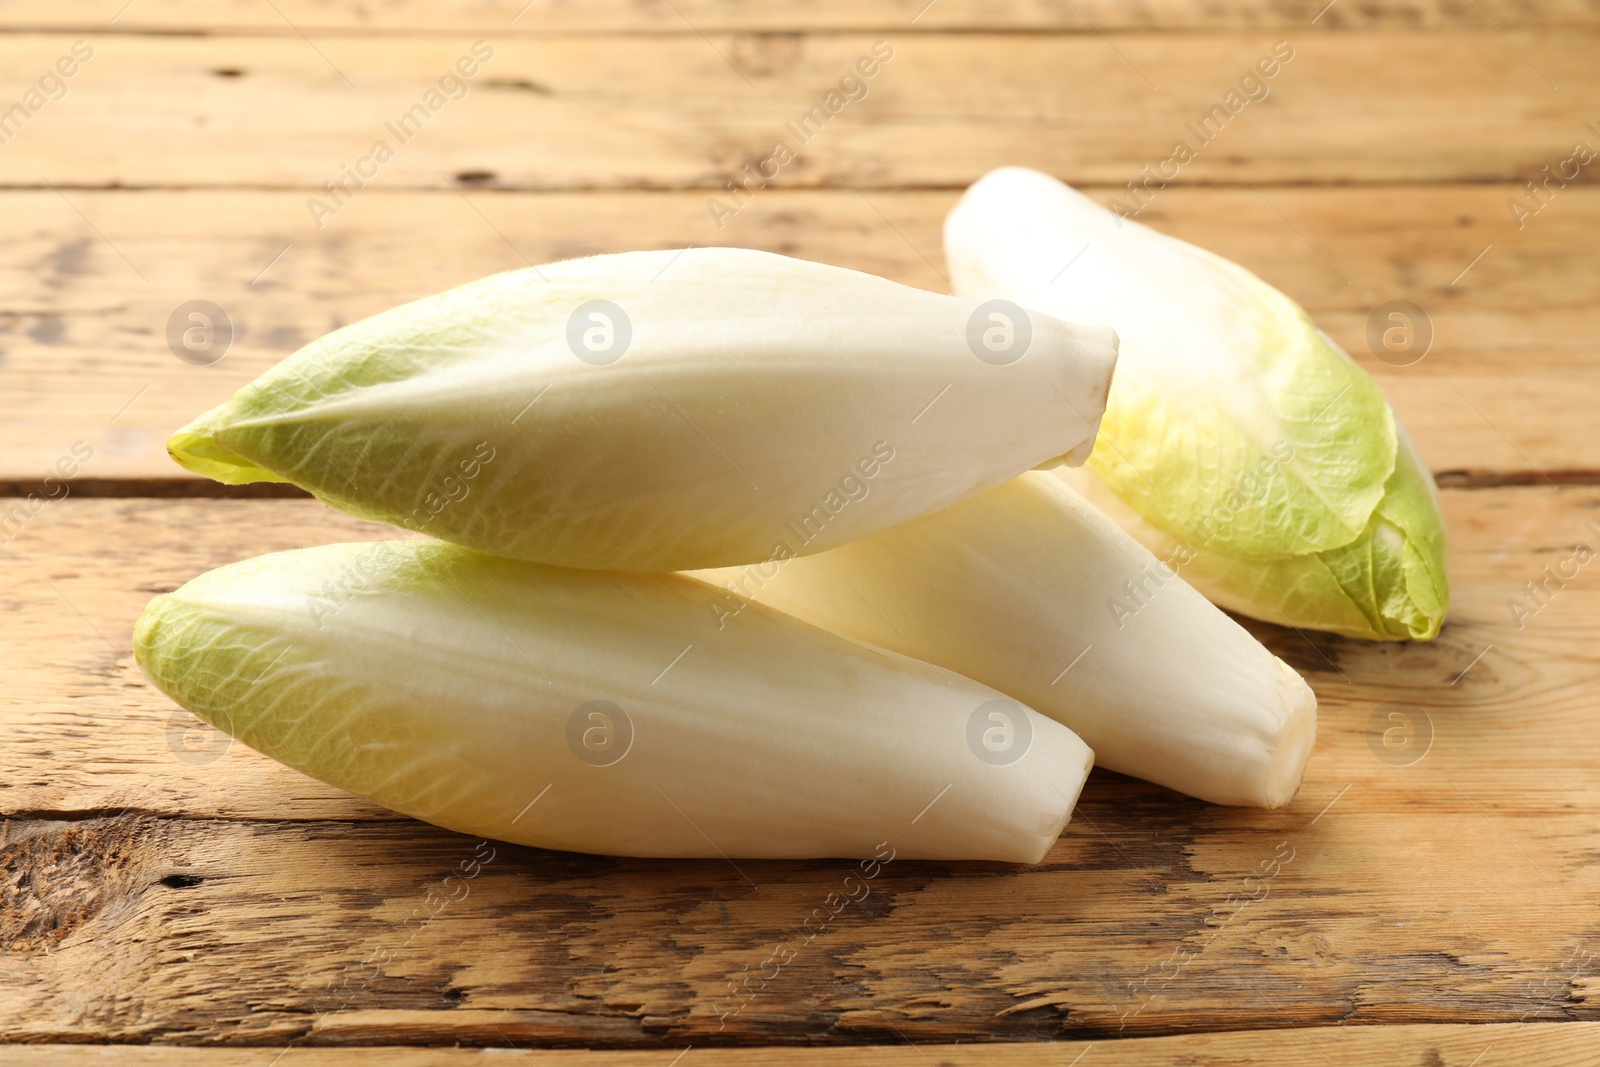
[1314,425,1448,639]
[1089,285,1398,561]
[948,167,1448,640]
[166,403,286,485]
[134,541,1093,862]
[165,247,1119,573]
[946,167,1398,560]
[168,269,543,492]
[1057,422,1448,641]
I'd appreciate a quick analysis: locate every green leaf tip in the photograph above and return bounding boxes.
[167,402,288,486]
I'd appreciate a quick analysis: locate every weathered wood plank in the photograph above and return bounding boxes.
[4,1023,1600,1063]
[4,798,1598,1044]
[0,185,1592,484]
[12,0,1600,32]
[1,1022,1596,1062]
[0,32,1592,190]
[1,491,1598,1044]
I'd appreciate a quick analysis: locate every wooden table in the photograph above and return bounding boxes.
[3,2,1598,1063]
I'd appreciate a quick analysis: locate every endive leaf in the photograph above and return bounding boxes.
[169,248,1118,573]
[946,167,1447,640]
[135,541,1093,862]
[698,473,1317,808]
[1055,428,1446,641]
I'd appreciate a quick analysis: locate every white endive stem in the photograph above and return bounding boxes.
[135,541,1094,862]
[168,248,1117,573]
[697,473,1316,808]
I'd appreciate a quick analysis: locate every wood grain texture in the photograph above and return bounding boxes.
[12,0,1600,32]
[4,1023,1600,1064]
[0,32,1591,190]
[3,0,1597,1056]
[0,185,1594,484]
[2,492,1598,1045]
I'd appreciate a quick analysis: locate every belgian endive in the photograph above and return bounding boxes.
[945,167,1448,641]
[168,248,1118,573]
[699,473,1316,808]
[134,541,1093,862]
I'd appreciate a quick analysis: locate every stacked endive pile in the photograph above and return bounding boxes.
[136,170,1448,864]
